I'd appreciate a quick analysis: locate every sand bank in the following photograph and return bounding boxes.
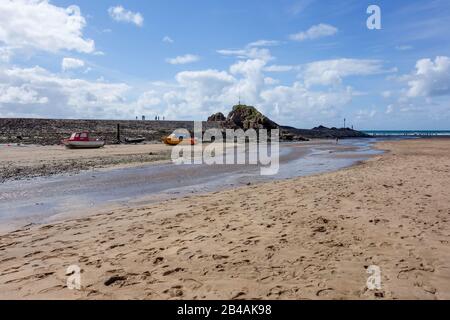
[0,138,449,299]
[0,144,172,182]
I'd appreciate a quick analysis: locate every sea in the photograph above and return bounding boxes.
[363,130,450,136]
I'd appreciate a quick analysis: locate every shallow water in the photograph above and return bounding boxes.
[0,138,384,230]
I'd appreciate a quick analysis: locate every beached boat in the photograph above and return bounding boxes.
[62,132,105,149]
[124,136,146,144]
[163,133,196,146]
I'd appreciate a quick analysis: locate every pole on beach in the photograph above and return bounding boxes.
[117,123,121,144]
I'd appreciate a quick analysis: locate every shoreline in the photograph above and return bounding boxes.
[0,143,174,182]
[0,138,449,299]
[0,139,364,183]
[0,139,378,232]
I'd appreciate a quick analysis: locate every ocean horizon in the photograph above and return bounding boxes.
[362,130,450,136]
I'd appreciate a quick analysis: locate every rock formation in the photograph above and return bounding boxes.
[225,104,279,130]
[207,104,370,140]
[207,112,226,122]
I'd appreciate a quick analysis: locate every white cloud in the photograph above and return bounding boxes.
[230,59,266,76]
[138,55,356,125]
[217,47,273,62]
[0,0,94,54]
[108,6,143,27]
[0,84,48,104]
[260,83,354,124]
[247,40,280,47]
[0,66,130,118]
[62,57,85,71]
[264,77,279,85]
[289,0,315,15]
[386,104,394,114]
[300,58,385,87]
[264,64,296,72]
[406,56,450,97]
[0,47,13,63]
[137,90,161,107]
[355,109,377,120]
[289,23,338,41]
[166,54,200,65]
[175,70,235,96]
[382,91,392,98]
[154,69,237,119]
[230,59,267,104]
[0,54,364,127]
[162,36,174,44]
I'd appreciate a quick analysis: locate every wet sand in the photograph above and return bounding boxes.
[0,140,376,231]
[0,138,449,299]
[0,144,173,182]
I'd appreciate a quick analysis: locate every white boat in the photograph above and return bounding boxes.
[62,132,105,149]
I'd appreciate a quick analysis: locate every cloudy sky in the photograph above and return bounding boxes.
[0,0,449,129]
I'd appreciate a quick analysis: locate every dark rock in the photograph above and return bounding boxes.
[104,275,126,286]
[207,112,226,122]
[225,104,279,130]
[282,125,370,139]
[312,125,329,131]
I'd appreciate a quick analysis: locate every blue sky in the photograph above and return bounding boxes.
[1,0,450,129]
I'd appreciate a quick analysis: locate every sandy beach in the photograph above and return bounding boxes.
[0,138,449,300]
[0,144,173,182]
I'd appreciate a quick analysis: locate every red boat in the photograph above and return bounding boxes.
[62,132,105,149]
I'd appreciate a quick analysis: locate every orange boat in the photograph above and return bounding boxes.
[163,133,197,146]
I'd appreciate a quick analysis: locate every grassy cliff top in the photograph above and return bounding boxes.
[231,104,263,119]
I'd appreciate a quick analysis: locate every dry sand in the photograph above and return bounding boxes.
[0,143,173,182]
[0,138,449,300]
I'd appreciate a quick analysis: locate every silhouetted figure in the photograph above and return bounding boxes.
[336,137,339,145]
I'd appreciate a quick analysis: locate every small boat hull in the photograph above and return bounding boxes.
[64,140,105,149]
[125,137,146,144]
[163,136,196,146]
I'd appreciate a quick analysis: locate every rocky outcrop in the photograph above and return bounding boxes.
[207,105,370,140]
[282,125,370,139]
[225,105,279,130]
[207,105,309,141]
[279,131,310,141]
[207,112,226,122]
